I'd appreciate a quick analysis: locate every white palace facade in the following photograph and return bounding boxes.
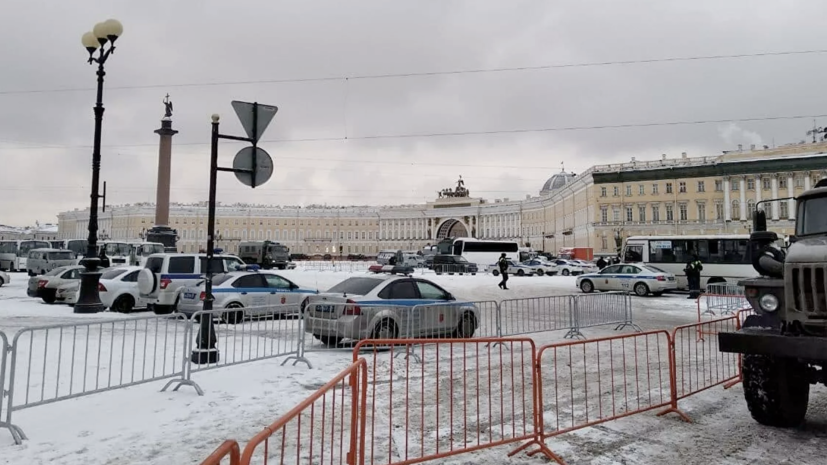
[57,141,827,257]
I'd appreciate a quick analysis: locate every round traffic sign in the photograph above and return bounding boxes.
[232,146,273,187]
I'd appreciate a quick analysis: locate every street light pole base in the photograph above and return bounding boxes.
[74,267,105,314]
[190,348,219,365]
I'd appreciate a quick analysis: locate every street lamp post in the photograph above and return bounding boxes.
[74,19,124,314]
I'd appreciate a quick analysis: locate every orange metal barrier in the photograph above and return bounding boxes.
[515,331,685,462]
[239,359,367,465]
[201,440,241,465]
[352,338,559,465]
[670,316,740,406]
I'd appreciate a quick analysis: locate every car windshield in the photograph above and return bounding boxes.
[798,196,827,236]
[327,277,384,295]
[140,244,165,256]
[643,265,667,274]
[101,268,128,280]
[47,251,73,261]
[212,274,234,286]
[104,243,131,256]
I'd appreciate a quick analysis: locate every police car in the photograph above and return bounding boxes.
[303,275,479,347]
[178,270,319,324]
[576,263,677,297]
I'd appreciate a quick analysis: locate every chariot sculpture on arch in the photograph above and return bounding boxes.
[437,176,470,198]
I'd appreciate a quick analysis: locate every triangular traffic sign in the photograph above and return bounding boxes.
[231,100,278,142]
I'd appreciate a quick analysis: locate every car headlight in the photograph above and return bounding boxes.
[759,293,779,312]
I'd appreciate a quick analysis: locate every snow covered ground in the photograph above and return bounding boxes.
[0,267,825,464]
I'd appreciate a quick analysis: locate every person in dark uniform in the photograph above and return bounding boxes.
[98,247,110,268]
[596,257,607,270]
[685,254,703,299]
[497,253,510,290]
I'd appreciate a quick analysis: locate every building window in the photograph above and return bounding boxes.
[626,207,633,222]
[639,185,645,195]
[747,178,755,190]
[678,182,686,193]
[732,200,740,221]
[795,176,804,188]
[613,186,619,197]
[763,178,771,190]
[626,185,632,196]
[600,206,608,223]
[601,236,608,250]
[652,183,659,195]
[638,206,646,222]
[813,174,822,186]
[715,180,723,191]
[666,204,674,221]
[697,204,706,222]
[716,203,724,220]
[652,205,660,222]
[780,202,789,219]
[779,177,788,189]
[612,207,621,222]
[600,187,607,197]
[731,181,739,191]
[679,204,688,221]
[747,199,756,218]
[696,181,704,193]
[666,183,673,194]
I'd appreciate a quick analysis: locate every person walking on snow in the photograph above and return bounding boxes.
[497,253,510,290]
[685,254,703,299]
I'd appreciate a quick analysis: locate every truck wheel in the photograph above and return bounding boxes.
[742,354,810,427]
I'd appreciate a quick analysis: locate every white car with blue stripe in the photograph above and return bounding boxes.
[303,275,479,347]
[178,270,319,324]
[576,263,677,297]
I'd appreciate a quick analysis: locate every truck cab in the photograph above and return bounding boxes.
[718,179,827,427]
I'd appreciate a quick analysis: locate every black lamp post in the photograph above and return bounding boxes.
[74,19,124,314]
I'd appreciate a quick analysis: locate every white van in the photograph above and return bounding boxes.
[137,253,247,314]
[27,249,76,276]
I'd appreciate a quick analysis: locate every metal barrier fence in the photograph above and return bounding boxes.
[177,304,311,394]
[671,316,741,402]
[3,314,189,444]
[569,292,640,338]
[352,338,558,465]
[517,330,676,460]
[0,331,22,444]
[698,283,749,319]
[239,359,367,465]
[499,296,574,338]
[295,261,378,273]
[201,440,241,465]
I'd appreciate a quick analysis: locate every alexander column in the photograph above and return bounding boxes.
[146,94,179,250]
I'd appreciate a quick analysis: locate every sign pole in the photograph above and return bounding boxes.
[191,114,221,364]
[252,102,258,188]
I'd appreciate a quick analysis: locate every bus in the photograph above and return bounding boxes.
[622,234,775,291]
[49,239,90,258]
[0,240,51,271]
[449,238,520,267]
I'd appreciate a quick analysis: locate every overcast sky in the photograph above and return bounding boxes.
[2,0,827,226]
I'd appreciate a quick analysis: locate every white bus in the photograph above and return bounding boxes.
[49,239,90,258]
[450,238,520,267]
[622,234,770,291]
[0,240,51,271]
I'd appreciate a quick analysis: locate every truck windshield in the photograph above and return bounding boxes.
[798,196,827,236]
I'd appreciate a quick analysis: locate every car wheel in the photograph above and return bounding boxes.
[562,269,570,276]
[742,354,809,427]
[536,269,544,276]
[153,305,174,315]
[223,303,244,325]
[580,280,594,293]
[371,319,398,340]
[112,295,135,313]
[0,277,4,287]
[42,291,56,304]
[634,282,650,297]
[455,312,476,338]
[516,269,525,276]
[314,335,342,347]
[492,270,500,277]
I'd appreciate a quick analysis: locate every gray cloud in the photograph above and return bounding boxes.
[2,0,827,226]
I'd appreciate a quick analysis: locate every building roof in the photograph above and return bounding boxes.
[540,171,576,195]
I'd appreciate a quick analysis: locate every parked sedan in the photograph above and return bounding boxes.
[178,270,319,323]
[553,259,585,276]
[572,260,599,274]
[303,275,479,346]
[0,270,8,287]
[99,266,151,313]
[486,260,536,277]
[55,281,79,306]
[27,265,85,304]
[521,259,559,276]
[576,264,678,297]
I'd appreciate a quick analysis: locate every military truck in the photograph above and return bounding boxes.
[237,240,291,270]
[719,178,827,427]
